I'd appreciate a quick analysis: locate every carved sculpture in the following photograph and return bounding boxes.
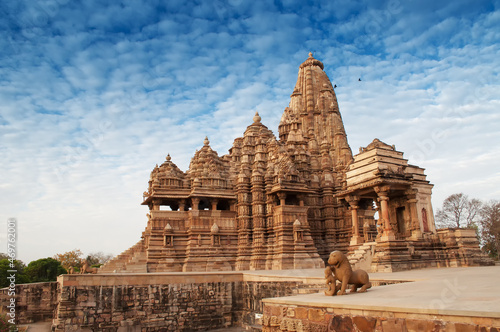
[324,266,340,296]
[80,261,98,274]
[327,251,371,295]
[68,266,74,274]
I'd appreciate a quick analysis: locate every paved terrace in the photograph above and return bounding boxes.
[257,266,500,325]
[20,266,500,330]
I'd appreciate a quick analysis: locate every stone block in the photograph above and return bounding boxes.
[308,308,325,322]
[380,318,407,332]
[406,319,444,332]
[328,315,354,332]
[352,316,377,332]
[452,323,479,332]
[295,307,308,320]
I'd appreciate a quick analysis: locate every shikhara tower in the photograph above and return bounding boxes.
[101,53,490,273]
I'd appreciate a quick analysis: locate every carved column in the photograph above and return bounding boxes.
[277,192,286,206]
[191,197,200,211]
[346,195,363,245]
[236,171,251,270]
[210,199,218,211]
[264,174,275,270]
[375,186,395,241]
[406,190,422,239]
[250,169,266,270]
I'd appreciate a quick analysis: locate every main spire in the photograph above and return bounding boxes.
[279,53,352,167]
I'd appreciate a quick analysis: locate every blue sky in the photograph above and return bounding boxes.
[1,0,499,263]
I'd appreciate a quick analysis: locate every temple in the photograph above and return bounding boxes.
[100,53,491,273]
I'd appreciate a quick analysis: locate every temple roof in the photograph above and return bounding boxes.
[299,52,324,70]
[363,138,396,152]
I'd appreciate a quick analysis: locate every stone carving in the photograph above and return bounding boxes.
[324,266,340,296]
[327,251,371,295]
[80,261,98,274]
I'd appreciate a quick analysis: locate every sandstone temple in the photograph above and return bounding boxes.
[100,53,489,274]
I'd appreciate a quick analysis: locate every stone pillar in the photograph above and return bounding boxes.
[191,198,200,211]
[406,192,422,239]
[375,186,395,241]
[179,199,186,212]
[346,195,363,245]
[236,171,251,270]
[210,199,218,211]
[277,192,286,206]
[298,194,305,207]
[229,200,236,211]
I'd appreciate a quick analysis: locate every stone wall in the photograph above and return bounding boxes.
[0,282,58,324]
[51,273,325,331]
[261,302,500,332]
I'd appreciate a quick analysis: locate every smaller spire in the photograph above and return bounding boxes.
[204,136,210,146]
[253,111,261,123]
[308,51,313,58]
[166,154,171,162]
[211,223,220,234]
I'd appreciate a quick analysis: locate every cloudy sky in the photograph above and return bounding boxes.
[1,0,499,263]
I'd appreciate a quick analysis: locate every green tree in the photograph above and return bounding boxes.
[24,258,66,282]
[435,193,482,229]
[0,259,30,287]
[479,200,500,260]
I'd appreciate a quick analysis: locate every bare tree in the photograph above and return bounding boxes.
[435,193,482,229]
[86,252,114,266]
[479,200,500,260]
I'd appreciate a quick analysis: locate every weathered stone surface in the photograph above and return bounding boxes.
[405,319,444,332]
[352,316,377,332]
[0,282,58,324]
[328,315,354,332]
[40,274,324,331]
[380,318,408,332]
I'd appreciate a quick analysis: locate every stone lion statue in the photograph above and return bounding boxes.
[80,260,98,274]
[327,250,371,295]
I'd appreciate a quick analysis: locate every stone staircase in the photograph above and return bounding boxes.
[348,242,376,271]
[99,240,147,273]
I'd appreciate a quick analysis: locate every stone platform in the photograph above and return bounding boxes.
[261,266,500,331]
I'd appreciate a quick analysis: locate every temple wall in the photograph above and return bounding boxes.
[261,302,500,332]
[0,282,58,324]
[49,273,324,331]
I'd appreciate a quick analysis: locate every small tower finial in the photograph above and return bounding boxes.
[166,154,171,161]
[308,51,313,58]
[253,111,261,123]
[204,136,210,146]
